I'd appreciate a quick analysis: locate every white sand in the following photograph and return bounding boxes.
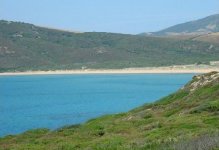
[0,66,219,76]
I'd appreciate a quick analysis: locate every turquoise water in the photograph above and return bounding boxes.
[0,74,194,136]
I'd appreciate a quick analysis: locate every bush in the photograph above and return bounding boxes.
[207,101,219,112]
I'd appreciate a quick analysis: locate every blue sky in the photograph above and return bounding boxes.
[0,0,218,34]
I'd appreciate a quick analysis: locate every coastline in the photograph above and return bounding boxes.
[0,66,219,76]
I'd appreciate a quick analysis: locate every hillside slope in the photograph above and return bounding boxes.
[150,32,219,45]
[0,72,219,150]
[193,32,219,44]
[1,20,219,72]
[152,14,219,36]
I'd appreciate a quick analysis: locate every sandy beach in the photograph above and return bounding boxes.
[0,65,219,76]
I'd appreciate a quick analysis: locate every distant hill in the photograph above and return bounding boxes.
[1,20,219,72]
[193,32,219,44]
[1,72,219,149]
[152,32,219,44]
[141,14,219,36]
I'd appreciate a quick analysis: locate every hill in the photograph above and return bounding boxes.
[193,32,219,44]
[1,20,219,72]
[140,14,219,36]
[153,14,219,36]
[152,32,219,45]
[0,72,219,150]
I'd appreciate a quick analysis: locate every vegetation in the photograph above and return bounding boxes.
[141,14,219,36]
[1,20,219,72]
[0,72,219,150]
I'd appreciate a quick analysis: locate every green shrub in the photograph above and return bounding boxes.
[207,101,219,112]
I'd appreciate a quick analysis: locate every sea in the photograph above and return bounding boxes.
[0,74,194,136]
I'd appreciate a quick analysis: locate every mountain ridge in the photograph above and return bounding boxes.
[1,20,219,72]
[140,14,219,36]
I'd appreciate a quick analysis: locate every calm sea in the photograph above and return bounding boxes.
[0,74,194,136]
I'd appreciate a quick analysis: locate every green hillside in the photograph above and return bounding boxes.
[0,72,219,150]
[1,20,219,72]
[151,14,219,36]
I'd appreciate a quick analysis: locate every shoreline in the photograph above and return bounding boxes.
[0,67,219,76]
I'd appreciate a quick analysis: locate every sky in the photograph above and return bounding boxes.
[0,0,219,34]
